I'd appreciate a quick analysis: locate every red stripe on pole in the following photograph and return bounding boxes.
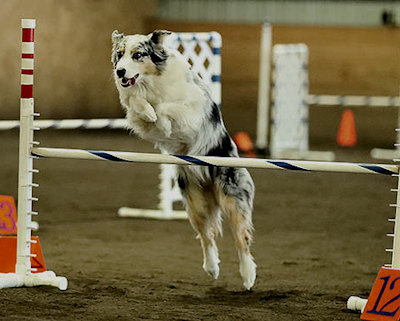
[21,54,34,59]
[21,85,33,99]
[21,69,34,75]
[22,28,34,42]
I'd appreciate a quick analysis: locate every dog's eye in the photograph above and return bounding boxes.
[132,52,147,60]
[132,52,142,60]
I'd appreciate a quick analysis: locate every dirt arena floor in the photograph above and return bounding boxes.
[0,129,396,320]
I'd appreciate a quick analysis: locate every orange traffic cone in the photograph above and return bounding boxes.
[336,109,357,147]
[233,132,257,157]
[0,235,47,273]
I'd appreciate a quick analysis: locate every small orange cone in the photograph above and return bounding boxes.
[233,132,257,157]
[336,109,357,147]
[0,235,47,273]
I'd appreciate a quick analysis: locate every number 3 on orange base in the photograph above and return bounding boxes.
[0,195,17,235]
[362,267,400,321]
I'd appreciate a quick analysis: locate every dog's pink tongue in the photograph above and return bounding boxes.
[121,74,139,87]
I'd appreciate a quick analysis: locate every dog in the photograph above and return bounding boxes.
[111,30,256,290]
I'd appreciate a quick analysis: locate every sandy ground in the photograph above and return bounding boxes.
[0,129,396,320]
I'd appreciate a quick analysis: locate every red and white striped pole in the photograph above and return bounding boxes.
[21,19,35,99]
[1,19,67,290]
[16,19,37,279]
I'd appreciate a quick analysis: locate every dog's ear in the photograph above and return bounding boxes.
[147,30,171,65]
[150,30,171,46]
[111,30,125,65]
[112,30,124,45]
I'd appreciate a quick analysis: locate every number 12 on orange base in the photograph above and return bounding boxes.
[362,267,400,321]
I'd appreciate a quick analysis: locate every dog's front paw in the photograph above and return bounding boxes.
[156,117,172,138]
[203,261,220,280]
[138,108,157,122]
[130,98,158,123]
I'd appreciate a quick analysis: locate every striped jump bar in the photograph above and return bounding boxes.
[0,118,129,130]
[31,147,398,175]
[21,19,35,99]
[308,94,400,107]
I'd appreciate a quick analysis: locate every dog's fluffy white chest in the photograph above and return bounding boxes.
[117,52,211,154]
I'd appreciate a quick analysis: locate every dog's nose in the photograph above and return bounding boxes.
[116,68,126,78]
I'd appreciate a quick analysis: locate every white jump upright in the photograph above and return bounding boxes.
[370,99,400,160]
[256,23,335,161]
[119,31,222,220]
[0,19,67,291]
[270,44,335,161]
[256,21,272,155]
[347,138,400,314]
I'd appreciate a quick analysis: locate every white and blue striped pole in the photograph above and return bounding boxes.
[31,147,397,176]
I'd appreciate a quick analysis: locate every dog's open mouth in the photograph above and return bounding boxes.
[121,74,139,88]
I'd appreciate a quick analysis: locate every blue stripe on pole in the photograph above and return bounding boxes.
[173,155,212,166]
[359,164,396,175]
[213,47,220,55]
[88,150,128,162]
[267,161,309,171]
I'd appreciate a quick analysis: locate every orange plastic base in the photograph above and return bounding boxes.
[0,235,46,273]
[361,267,400,321]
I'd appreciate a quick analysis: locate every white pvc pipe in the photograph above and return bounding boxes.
[397,86,400,149]
[392,168,400,268]
[308,94,400,107]
[118,207,188,220]
[16,98,35,277]
[0,118,129,130]
[347,296,368,312]
[256,21,272,152]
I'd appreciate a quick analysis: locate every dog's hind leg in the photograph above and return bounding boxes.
[218,169,256,290]
[184,186,222,280]
[221,194,256,290]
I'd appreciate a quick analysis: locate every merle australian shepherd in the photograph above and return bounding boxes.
[111,30,256,290]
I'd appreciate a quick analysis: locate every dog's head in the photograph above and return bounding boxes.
[111,30,171,88]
